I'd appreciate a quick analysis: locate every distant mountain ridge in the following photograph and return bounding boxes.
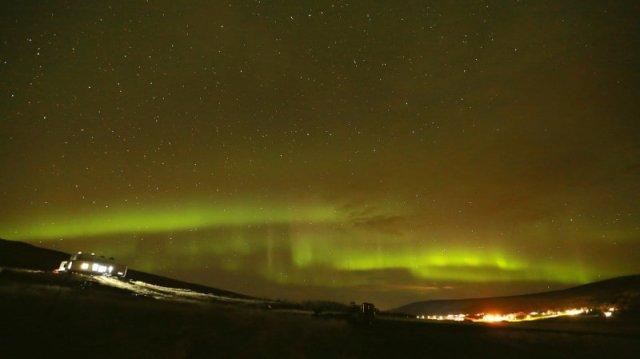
[395,275,640,315]
[0,238,253,299]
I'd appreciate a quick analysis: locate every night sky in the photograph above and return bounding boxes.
[1,1,639,309]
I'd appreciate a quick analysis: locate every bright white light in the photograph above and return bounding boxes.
[81,263,89,270]
[604,311,612,318]
[108,266,113,273]
[565,309,583,316]
[481,314,514,322]
[90,263,107,273]
[58,261,68,271]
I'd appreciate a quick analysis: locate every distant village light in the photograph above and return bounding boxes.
[419,306,617,323]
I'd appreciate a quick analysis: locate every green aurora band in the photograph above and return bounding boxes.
[0,201,618,286]
[1,201,341,240]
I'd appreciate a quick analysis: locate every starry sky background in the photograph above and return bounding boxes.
[1,1,639,309]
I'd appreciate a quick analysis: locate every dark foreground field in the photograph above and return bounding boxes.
[1,269,638,358]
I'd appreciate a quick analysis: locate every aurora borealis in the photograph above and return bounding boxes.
[1,1,639,308]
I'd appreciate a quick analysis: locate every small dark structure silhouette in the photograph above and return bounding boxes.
[350,302,376,326]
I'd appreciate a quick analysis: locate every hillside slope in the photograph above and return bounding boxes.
[0,237,253,299]
[395,275,640,315]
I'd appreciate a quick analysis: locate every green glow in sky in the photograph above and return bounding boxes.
[1,199,628,290]
[1,201,341,240]
[0,198,634,308]
[291,242,601,284]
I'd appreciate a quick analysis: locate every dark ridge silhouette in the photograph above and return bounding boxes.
[0,237,254,299]
[395,275,640,315]
[0,238,68,270]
